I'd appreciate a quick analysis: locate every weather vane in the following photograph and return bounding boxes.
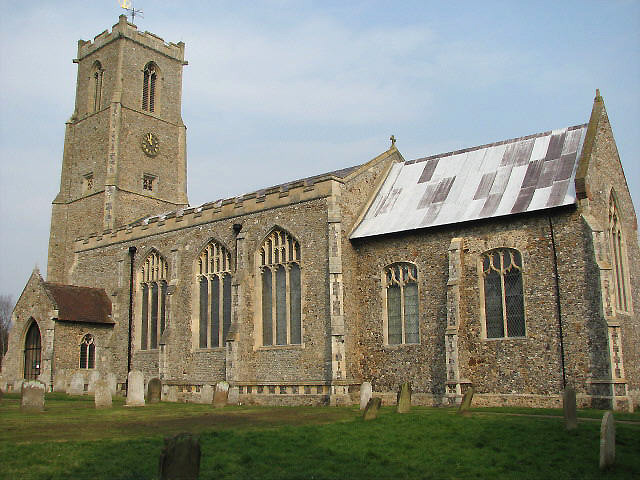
[120,0,143,22]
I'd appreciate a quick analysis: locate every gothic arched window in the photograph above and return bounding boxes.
[23,320,41,381]
[142,62,158,112]
[79,334,96,369]
[90,61,104,112]
[609,195,630,312]
[197,241,232,348]
[140,251,168,350]
[481,248,525,338]
[383,263,419,345]
[259,229,302,346]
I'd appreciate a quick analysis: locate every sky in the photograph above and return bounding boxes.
[0,1,638,302]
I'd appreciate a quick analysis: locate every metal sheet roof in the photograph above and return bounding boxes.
[350,124,587,239]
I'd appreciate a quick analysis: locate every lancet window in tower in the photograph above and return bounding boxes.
[79,334,96,369]
[609,194,630,312]
[197,241,232,348]
[259,229,302,346]
[140,251,168,350]
[383,263,419,345]
[91,61,103,112]
[142,63,157,112]
[481,248,525,338]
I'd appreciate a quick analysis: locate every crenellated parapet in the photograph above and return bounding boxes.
[76,15,186,63]
[75,175,345,251]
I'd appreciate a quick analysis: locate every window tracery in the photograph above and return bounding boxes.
[197,241,232,348]
[142,63,157,112]
[259,229,302,345]
[140,251,168,350]
[79,334,95,369]
[383,263,419,345]
[481,248,525,338]
[90,61,104,112]
[609,195,630,312]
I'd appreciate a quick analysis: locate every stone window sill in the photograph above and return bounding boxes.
[194,347,225,353]
[482,336,527,341]
[256,344,305,351]
[383,342,421,349]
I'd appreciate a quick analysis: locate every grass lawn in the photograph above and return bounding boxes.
[1,393,639,479]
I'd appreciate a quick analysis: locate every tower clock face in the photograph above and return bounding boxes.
[141,132,160,157]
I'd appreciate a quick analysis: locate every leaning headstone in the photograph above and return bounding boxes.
[87,370,101,393]
[599,411,615,470]
[147,378,162,403]
[53,371,67,393]
[227,387,240,405]
[68,372,84,396]
[457,387,475,416]
[213,381,230,407]
[363,397,382,421]
[199,385,214,404]
[126,370,145,406]
[563,387,577,430]
[107,373,118,396]
[360,382,372,410]
[94,377,112,409]
[396,382,412,413]
[21,380,46,412]
[159,433,201,480]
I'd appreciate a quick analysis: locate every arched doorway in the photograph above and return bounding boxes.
[23,321,41,380]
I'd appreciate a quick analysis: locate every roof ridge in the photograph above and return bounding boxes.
[406,123,588,165]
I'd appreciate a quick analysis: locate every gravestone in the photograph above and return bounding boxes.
[363,397,382,421]
[563,387,577,430]
[396,382,412,413]
[166,387,178,403]
[13,379,24,392]
[360,382,372,410]
[147,378,162,403]
[68,372,84,396]
[457,387,475,416]
[94,377,112,409]
[21,380,46,412]
[228,387,240,405]
[599,411,615,470]
[199,385,214,404]
[126,370,145,406]
[0,388,3,403]
[87,370,101,393]
[107,373,118,396]
[213,381,230,408]
[53,371,67,392]
[159,433,201,480]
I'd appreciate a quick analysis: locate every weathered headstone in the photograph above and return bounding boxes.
[107,372,118,396]
[457,387,475,416]
[147,378,162,403]
[166,387,178,403]
[213,381,229,408]
[563,387,577,430]
[396,382,412,413]
[68,372,84,396]
[0,387,4,403]
[199,385,213,404]
[360,382,372,410]
[94,377,112,409]
[126,370,145,406]
[363,397,382,421]
[87,370,101,393]
[599,411,615,470]
[53,370,67,393]
[13,379,24,392]
[159,433,201,480]
[227,387,240,405]
[21,380,46,412]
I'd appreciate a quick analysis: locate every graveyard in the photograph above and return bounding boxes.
[0,391,639,479]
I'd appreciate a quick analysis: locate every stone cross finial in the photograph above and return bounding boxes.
[390,135,396,147]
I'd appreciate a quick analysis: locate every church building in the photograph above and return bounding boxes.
[2,16,638,411]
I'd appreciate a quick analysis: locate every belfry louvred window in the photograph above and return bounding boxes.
[142,63,157,112]
[384,263,419,345]
[259,229,302,346]
[140,251,168,350]
[197,241,232,348]
[91,61,103,112]
[481,248,525,338]
[79,334,95,369]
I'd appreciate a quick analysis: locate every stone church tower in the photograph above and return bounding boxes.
[47,15,189,283]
